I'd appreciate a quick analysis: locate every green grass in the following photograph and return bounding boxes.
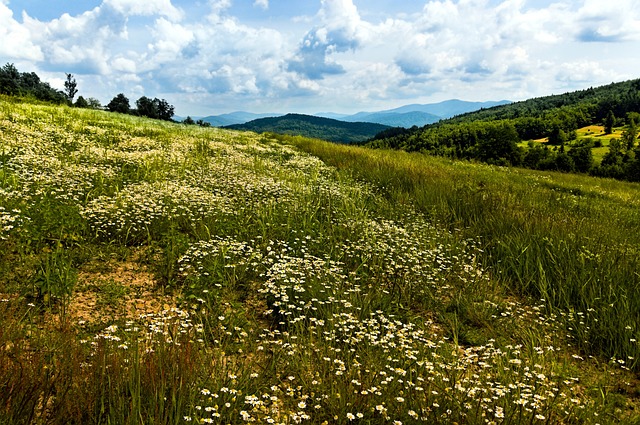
[286,135,640,364]
[1,96,639,424]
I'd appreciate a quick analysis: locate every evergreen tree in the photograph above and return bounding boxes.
[604,110,615,134]
[64,73,78,103]
[621,118,638,150]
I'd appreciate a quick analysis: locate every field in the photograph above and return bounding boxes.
[523,125,625,165]
[1,96,640,424]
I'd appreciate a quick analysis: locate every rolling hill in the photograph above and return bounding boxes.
[225,113,390,143]
[194,100,512,128]
[369,78,640,180]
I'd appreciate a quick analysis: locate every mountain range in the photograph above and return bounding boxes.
[190,99,511,128]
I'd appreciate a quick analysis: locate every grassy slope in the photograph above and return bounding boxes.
[1,97,639,423]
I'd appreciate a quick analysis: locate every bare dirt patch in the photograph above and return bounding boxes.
[65,251,179,325]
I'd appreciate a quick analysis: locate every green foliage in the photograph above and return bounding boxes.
[74,95,89,108]
[604,110,615,134]
[371,78,640,181]
[135,96,175,121]
[0,63,66,103]
[63,73,78,103]
[291,137,640,374]
[107,93,130,114]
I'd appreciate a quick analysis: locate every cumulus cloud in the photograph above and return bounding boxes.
[0,0,638,115]
[575,0,640,42]
[288,0,370,80]
[0,4,43,61]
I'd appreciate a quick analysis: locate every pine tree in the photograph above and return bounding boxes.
[64,73,78,103]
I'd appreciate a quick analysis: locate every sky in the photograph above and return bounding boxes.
[1,0,639,117]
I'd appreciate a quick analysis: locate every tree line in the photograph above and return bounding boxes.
[368,79,640,182]
[0,63,175,121]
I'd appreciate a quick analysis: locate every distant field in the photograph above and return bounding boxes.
[520,125,625,165]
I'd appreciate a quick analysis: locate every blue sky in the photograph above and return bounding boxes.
[1,0,639,117]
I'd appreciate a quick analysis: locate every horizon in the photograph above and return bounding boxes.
[177,98,514,119]
[1,1,639,117]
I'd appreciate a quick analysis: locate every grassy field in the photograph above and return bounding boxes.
[1,96,640,424]
[522,125,624,165]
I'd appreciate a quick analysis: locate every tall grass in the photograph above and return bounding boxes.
[286,134,640,368]
[0,97,638,423]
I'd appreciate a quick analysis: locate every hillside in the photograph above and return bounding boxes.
[198,100,511,128]
[1,96,640,423]
[225,113,390,143]
[369,79,640,180]
[334,100,510,127]
[200,111,279,126]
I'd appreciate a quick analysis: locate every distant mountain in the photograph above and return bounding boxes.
[320,100,511,127]
[225,113,390,144]
[195,100,512,128]
[201,111,280,127]
[341,111,441,127]
[385,99,512,118]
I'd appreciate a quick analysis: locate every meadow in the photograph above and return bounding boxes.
[1,96,639,424]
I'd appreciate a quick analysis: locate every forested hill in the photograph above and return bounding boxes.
[225,113,390,144]
[368,78,640,181]
[449,79,640,124]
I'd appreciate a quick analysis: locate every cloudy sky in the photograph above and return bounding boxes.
[1,0,639,116]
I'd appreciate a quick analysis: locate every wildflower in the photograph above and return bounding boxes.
[347,413,355,420]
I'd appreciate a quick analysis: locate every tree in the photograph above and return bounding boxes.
[604,110,615,134]
[135,96,175,121]
[107,93,130,114]
[0,63,20,95]
[154,98,175,121]
[568,141,594,173]
[555,152,575,172]
[87,97,102,109]
[621,117,638,150]
[183,116,195,125]
[474,122,523,166]
[136,96,157,118]
[74,95,89,108]
[64,73,78,103]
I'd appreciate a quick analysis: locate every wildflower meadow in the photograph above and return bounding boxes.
[1,96,639,423]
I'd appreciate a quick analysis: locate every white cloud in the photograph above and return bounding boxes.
[1,0,639,115]
[104,0,183,21]
[253,0,269,10]
[0,5,43,61]
[288,0,372,79]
